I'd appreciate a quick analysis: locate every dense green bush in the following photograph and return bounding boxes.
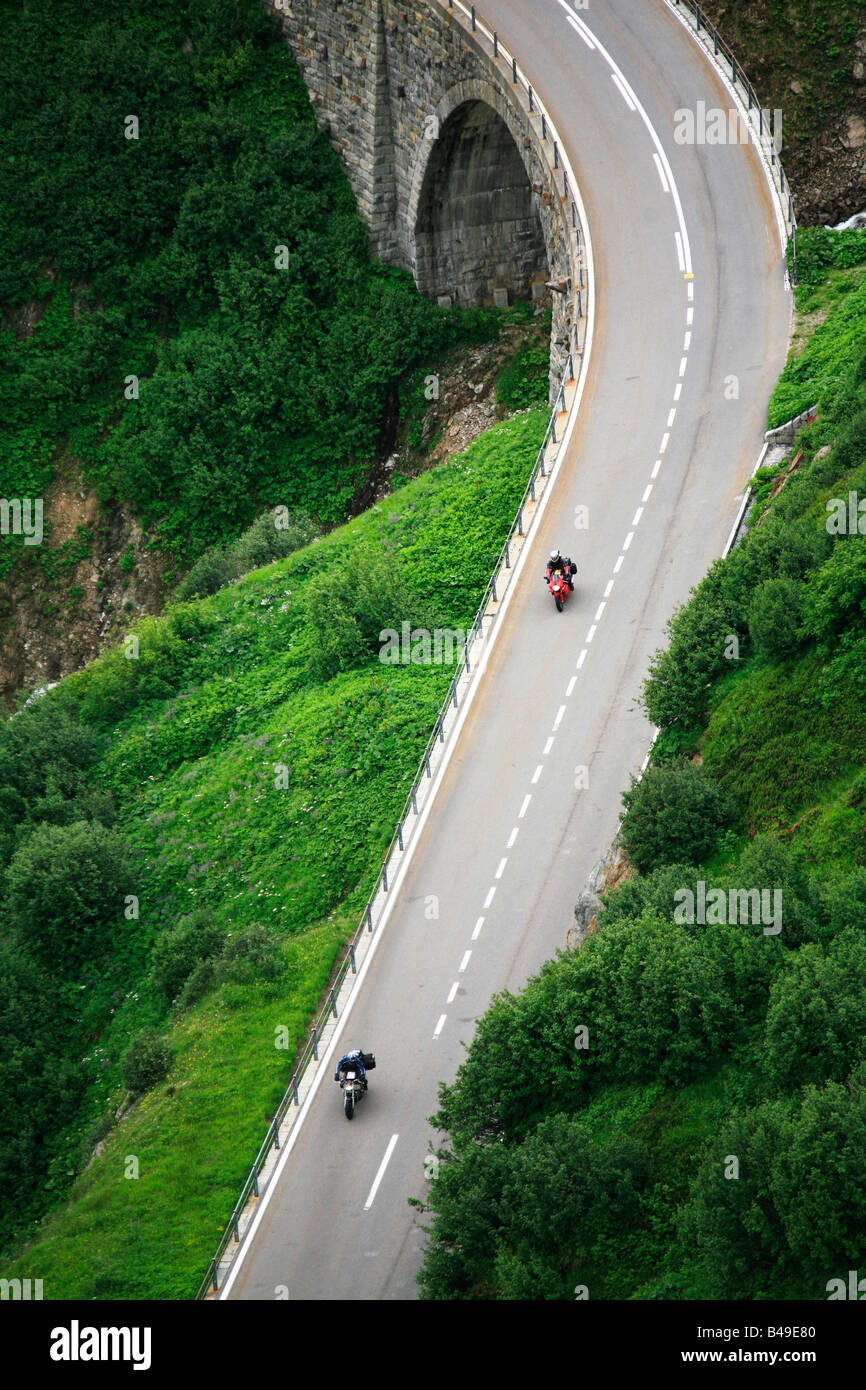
[747,575,805,661]
[212,922,284,986]
[121,1028,174,1095]
[150,909,223,1005]
[5,820,135,972]
[619,760,736,874]
[685,1070,866,1300]
[762,932,866,1090]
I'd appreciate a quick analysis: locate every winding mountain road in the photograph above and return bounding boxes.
[224,0,791,1300]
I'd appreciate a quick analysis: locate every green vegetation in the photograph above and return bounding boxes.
[417,230,866,1299]
[0,0,499,588]
[0,407,547,1296]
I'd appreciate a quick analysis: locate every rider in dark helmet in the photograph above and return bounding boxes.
[334,1047,368,1090]
[546,547,577,590]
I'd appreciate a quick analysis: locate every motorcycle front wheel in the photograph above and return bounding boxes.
[555,595,563,612]
[344,1092,355,1119]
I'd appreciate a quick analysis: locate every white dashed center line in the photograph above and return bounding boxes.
[364,1134,399,1210]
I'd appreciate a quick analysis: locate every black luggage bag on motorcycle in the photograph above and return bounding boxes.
[361,1051,376,1070]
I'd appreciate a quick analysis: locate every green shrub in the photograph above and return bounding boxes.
[172,547,236,602]
[619,761,736,874]
[150,909,223,1005]
[4,820,135,971]
[747,576,805,661]
[121,1028,173,1095]
[213,923,284,986]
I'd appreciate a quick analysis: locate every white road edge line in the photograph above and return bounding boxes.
[364,1134,399,1210]
[459,951,472,972]
[519,794,532,818]
[433,1014,447,1039]
[472,916,484,939]
[611,71,636,112]
[447,981,459,1004]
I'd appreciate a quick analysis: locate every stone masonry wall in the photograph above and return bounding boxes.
[264,0,582,388]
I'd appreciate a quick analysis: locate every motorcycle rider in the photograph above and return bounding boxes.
[546,547,577,590]
[334,1047,368,1090]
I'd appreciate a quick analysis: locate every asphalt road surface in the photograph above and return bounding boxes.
[226,0,792,1301]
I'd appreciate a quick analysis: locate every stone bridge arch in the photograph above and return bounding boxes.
[406,79,549,307]
[265,0,583,387]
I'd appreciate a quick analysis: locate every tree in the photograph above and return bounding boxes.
[747,575,805,661]
[5,820,135,972]
[619,760,736,874]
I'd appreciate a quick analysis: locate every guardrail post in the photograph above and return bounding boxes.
[366,904,373,931]
[438,715,445,744]
[398,821,404,850]
[493,31,498,57]
[504,541,510,570]
[411,784,418,814]
[541,112,547,139]
[274,1120,280,1150]
[382,862,389,891]
[568,352,574,381]
[424,749,432,778]
[528,85,534,112]
[517,507,524,536]
[512,56,517,83]
[350,944,356,973]
[232,1211,240,1243]
[471,5,475,30]
[464,638,472,672]
[491,574,498,602]
[451,679,458,709]
[571,200,577,227]
[731,54,736,84]
[251,1167,259,1199]
[713,27,719,55]
[695,5,701,32]
[551,416,558,444]
[329,988,337,1017]
[553,138,558,167]
[210,1260,218,1293]
[530,475,536,501]
[292,1072,299,1104]
[563,169,568,196]
[312,1027,318,1061]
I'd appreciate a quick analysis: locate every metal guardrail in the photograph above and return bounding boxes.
[195,2,587,1301]
[670,0,798,282]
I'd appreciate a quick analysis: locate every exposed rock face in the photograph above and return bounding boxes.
[696,1,866,226]
[567,841,634,950]
[0,453,167,710]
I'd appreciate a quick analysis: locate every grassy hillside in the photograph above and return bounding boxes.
[0,407,547,1297]
[416,228,866,1300]
[0,0,503,701]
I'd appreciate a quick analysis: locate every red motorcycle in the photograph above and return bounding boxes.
[545,562,576,612]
